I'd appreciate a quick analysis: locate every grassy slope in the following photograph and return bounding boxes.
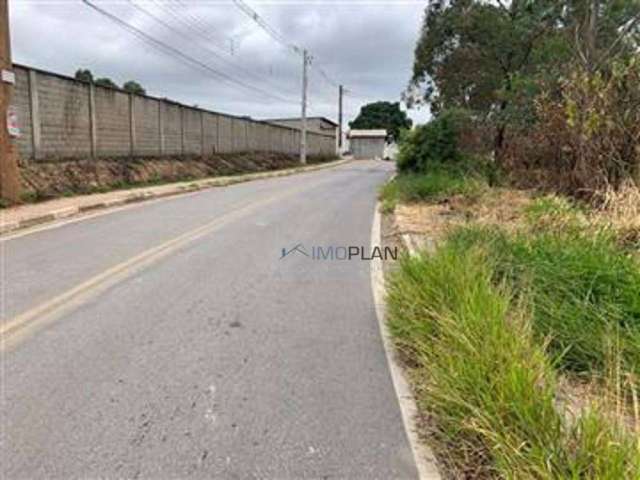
[384,170,640,478]
[379,168,487,213]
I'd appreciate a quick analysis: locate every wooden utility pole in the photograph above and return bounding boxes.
[300,49,308,165]
[0,0,21,203]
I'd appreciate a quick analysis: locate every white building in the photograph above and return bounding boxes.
[348,129,387,159]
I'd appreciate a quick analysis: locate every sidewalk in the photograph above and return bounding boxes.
[0,159,348,235]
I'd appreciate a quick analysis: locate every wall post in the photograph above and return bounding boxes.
[28,69,41,161]
[180,105,185,155]
[200,110,205,157]
[128,93,135,156]
[158,100,164,155]
[215,114,219,154]
[88,82,97,159]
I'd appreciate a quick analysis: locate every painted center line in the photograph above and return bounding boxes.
[0,180,324,352]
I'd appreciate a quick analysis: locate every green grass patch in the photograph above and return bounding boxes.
[446,225,640,379]
[387,244,640,478]
[379,167,486,213]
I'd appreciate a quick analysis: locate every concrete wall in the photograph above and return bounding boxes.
[35,72,92,158]
[351,137,385,160]
[94,87,129,156]
[133,95,162,156]
[12,64,336,162]
[13,67,33,159]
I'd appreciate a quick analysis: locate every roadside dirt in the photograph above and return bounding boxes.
[19,153,334,201]
[392,188,534,250]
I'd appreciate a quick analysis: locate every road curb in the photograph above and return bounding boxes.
[370,202,441,480]
[0,159,348,237]
[17,213,56,229]
[0,220,19,235]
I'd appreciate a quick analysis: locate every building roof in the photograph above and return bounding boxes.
[348,129,387,138]
[262,116,338,127]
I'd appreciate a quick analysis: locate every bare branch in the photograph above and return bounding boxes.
[597,13,640,68]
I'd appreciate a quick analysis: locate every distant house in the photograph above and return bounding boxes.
[348,129,387,159]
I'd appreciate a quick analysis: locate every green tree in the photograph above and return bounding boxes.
[408,0,640,160]
[408,1,567,158]
[123,80,146,96]
[349,101,412,141]
[74,68,94,83]
[94,77,119,89]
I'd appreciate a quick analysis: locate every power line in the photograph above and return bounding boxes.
[230,0,363,111]
[126,0,299,98]
[149,0,232,54]
[81,0,297,104]
[169,0,255,55]
[343,88,372,101]
[231,0,302,55]
[312,61,340,88]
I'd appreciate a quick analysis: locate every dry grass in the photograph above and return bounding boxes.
[592,181,640,249]
[394,188,533,245]
[394,180,640,254]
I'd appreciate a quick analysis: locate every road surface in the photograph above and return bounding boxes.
[1,160,418,479]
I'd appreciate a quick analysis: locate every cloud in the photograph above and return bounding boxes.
[9,0,431,124]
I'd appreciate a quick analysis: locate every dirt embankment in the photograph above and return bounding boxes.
[19,153,335,202]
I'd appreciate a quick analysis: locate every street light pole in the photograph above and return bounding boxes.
[300,49,308,165]
[338,84,343,153]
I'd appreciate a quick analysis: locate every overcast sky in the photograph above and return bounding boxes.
[10,0,431,125]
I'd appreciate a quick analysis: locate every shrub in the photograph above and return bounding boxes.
[504,58,640,197]
[397,110,461,173]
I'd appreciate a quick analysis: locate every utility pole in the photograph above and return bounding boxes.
[0,0,21,203]
[300,49,308,165]
[338,84,343,152]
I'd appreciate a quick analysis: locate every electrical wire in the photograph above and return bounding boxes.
[126,0,299,98]
[149,0,232,54]
[81,0,297,104]
[231,0,302,55]
[230,0,363,111]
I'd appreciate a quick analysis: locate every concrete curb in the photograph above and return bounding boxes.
[0,159,348,236]
[371,202,441,480]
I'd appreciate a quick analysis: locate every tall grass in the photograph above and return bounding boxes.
[378,167,486,213]
[387,244,640,478]
[446,223,640,380]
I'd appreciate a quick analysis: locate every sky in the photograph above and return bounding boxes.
[9,0,431,126]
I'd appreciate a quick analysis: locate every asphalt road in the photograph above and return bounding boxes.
[1,160,418,479]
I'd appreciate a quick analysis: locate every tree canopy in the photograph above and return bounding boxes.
[408,0,640,156]
[349,101,412,141]
[74,69,94,83]
[123,80,146,96]
[94,77,119,89]
[73,68,147,94]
